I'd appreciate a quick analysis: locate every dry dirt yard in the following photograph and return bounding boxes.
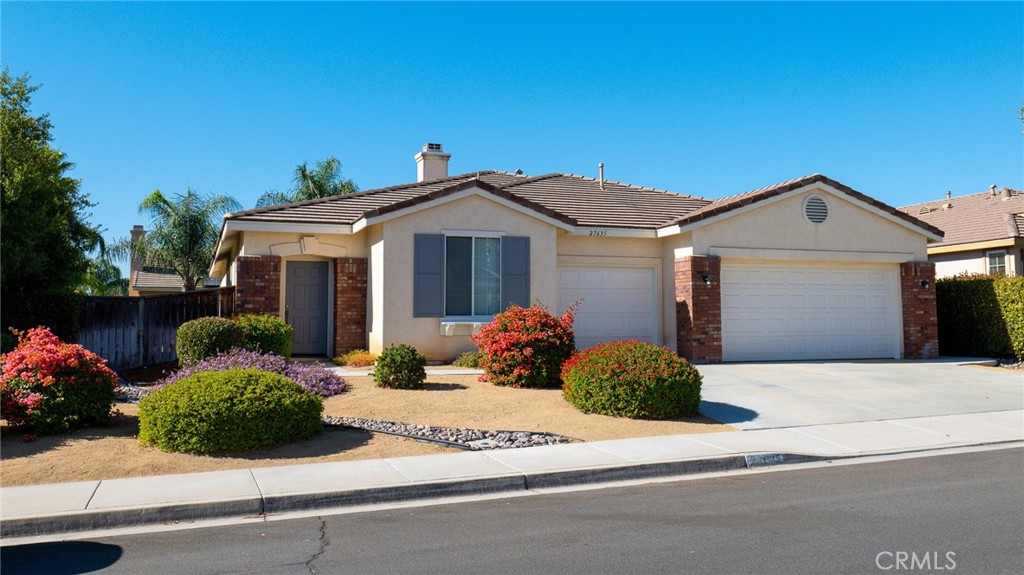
[1,373,733,487]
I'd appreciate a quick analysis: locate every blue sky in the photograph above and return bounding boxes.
[3,2,1022,276]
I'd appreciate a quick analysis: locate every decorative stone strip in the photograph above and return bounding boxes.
[321,416,578,450]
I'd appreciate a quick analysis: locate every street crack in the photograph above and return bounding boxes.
[305,517,329,574]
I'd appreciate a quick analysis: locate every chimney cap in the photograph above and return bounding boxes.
[423,142,444,153]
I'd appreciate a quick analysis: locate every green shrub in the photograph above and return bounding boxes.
[452,349,483,368]
[471,303,578,388]
[561,340,702,420]
[138,368,323,454]
[333,349,376,367]
[176,316,245,366]
[372,344,426,389]
[235,313,293,360]
[936,275,1023,360]
[993,276,1024,360]
[0,327,117,435]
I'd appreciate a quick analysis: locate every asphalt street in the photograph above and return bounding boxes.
[3,448,1022,575]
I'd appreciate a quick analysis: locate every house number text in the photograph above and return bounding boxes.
[588,230,607,237]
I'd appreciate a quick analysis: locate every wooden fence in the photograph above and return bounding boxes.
[79,287,235,371]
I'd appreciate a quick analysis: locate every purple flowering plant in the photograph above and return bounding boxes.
[156,348,346,397]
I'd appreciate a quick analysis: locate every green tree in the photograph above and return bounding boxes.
[108,189,240,291]
[1,69,104,339]
[255,156,358,208]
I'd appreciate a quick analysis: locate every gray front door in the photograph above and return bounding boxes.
[286,261,329,356]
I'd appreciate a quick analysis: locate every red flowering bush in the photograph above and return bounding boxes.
[472,303,577,388]
[561,340,702,419]
[1,327,117,434]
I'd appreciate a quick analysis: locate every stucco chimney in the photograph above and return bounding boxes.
[415,143,451,182]
[129,225,145,275]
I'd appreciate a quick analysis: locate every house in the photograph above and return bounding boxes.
[210,143,943,363]
[898,186,1024,278]
[128,225,220,296]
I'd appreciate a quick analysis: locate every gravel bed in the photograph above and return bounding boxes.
[114,385,577,450]
[322,416,577,450]
[996,358,1023,370]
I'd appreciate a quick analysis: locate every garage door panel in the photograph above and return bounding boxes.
[558,266,658,349]
[722,262,899,361]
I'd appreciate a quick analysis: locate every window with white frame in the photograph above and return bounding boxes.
[445,236,501,317]
[986,250,1007,275]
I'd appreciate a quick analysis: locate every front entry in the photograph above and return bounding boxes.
[286,261,329,356]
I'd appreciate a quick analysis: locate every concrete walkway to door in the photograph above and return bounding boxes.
[698,359,1023,430]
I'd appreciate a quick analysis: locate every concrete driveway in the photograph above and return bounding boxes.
[698,360,1023,430]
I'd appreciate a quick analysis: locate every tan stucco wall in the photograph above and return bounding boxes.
[376,193,559,359]
[238,231,367,258]
[931,248,1022,278]
[691,189,929,261]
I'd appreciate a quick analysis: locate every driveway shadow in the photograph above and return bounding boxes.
[1,541,122,575]
[699,401,759,425]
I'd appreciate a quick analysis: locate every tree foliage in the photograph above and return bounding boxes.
[108,189,240,291]
[1,69,103,339]
[79,256,128,296]
[255,156,358,208]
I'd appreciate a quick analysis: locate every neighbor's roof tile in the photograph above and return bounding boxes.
[898,187,1024,247]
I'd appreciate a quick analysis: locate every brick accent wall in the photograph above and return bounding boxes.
[235,255,281,315]
[675,256,722,363]
[900,261,938,359]
[334,257,368,356]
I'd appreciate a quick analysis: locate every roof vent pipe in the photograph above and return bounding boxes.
[945,190,951,199]
[598,162,605,190]
[990,184,997,196]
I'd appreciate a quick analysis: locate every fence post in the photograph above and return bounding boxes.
[137,297,146,369]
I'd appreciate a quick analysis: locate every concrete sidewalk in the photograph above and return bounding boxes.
[3,409,1021,539]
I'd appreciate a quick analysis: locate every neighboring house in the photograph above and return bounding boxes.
[210,143,943,363]
[898,186,1024,278]
[128,225,219,296]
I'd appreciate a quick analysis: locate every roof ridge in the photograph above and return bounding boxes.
[494,172,564,188]
[558,173,711,201]
[226,171,497,218]
[901,187,1024,209]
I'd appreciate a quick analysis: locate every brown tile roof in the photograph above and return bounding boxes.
[898,187,1024,247]
[133,270,185,291]
[226,171,712,230]
[664,173,945,238]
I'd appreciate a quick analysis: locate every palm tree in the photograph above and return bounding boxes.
[255,156,358,208]
[108,189,241,291]
[78,256,129,296]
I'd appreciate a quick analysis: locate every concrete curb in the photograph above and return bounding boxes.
[11,444,1017,539]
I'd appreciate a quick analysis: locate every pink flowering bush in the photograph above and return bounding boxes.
[471,303,577,388]
[155,348,346,397]
[561,340,702,419]
[1,327,117,434]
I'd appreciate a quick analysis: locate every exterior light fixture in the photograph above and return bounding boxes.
[701,273,716,287]
[920,279,930,289]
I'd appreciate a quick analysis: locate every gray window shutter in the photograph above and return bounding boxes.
[414,234,444,317]
[501,236,530,309]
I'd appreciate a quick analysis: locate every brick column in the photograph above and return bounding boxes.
[235,255,282,315]
[334,257,368,356]
[675,255,722,363]
[900,261,938,359]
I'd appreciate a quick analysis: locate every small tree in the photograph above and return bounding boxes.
[472,303,578,388]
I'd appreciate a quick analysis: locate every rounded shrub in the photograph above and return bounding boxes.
[471,303,577,388]
[0,327,117,435]
[234,313,293,360]
[452,349,483,368]
[372,344,426,389]
[176,316,244,366]
[561,340,702,420]
[138,368,323,454]
[333,349,376,368]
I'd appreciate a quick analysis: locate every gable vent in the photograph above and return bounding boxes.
[803,195,829,223]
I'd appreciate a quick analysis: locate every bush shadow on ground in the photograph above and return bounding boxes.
[1,409,373,462]
[699,401,759,425]
[1,541,122,575]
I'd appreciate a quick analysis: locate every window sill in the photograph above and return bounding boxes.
[439,319,491,337]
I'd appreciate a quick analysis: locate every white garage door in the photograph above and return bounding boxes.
[721,262,900,361]
[558,266,658,349]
